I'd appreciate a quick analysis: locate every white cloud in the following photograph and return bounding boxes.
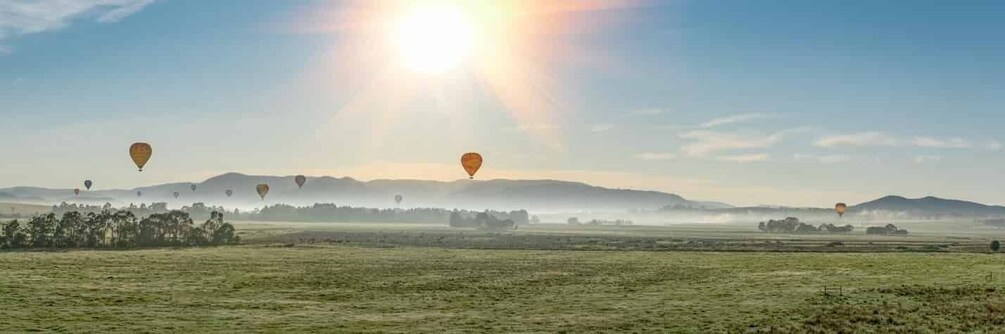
[910,137,972,149]
[815,132,899,148]
[0,0,155,51]
[793,154,852,164]
[635,152,676,161]
[716,153,769,163]
[701,113,772,128]
[913,155,942,164]
[678,129,795,157]
[816,133,998,152]
[590,124,615,133]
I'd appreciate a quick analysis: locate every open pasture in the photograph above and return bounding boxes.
[2,244,1005,332]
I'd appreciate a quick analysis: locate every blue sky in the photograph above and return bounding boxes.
[2,0,1004,207]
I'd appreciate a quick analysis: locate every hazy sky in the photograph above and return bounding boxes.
[2,0,1004,207]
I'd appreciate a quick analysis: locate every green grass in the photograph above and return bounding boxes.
[2,243,1005,332]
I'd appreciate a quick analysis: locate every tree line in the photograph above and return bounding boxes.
[757,217,854,234]
[48,202,535,226]
[865,224,909,235]
[449,211,517,230]
[238,203,531,225]
[0,210,239,249]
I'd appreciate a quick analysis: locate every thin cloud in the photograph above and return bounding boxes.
[914,155,942,164]
[0,0,155,52]
[815,132,899,148]
[716,153,770,163]
[635,152,676,161]
[793,154,852,164]
[701,113,772,128]
[679,129,795,157]
[590,124,615,133]
[911,137,972,149]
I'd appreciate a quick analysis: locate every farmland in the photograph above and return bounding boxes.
[1,221,1004,332]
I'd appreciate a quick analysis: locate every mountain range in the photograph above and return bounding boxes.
[0,173,721,212]
[2,173,1004,217]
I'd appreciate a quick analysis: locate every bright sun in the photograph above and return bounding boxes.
[393,6,475,74]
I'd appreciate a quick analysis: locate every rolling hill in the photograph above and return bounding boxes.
[0,173,715,212]
[851,195,1005,216]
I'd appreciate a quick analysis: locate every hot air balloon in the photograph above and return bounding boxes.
[84,180,93,190]
[74,188,80,196]
[295,175,307,189]
[129,142,152,171]
[256,184,270,200]
[460,152,483,179]
[394,194,403,206]
[137,191,142,197]
[191,184,197,192]
[835,203,848,217]
[225,189,233,197]
[173,192,180,199]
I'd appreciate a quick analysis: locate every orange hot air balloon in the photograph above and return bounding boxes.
[129,142,152,171]
[460,152,483,179]
[295,175,306,189]
[74,188,80,196]
[256,184,270,200]
[835,203,848,217]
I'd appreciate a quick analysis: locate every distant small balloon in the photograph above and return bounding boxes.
[460,152,483,179]
[191,184,197,192]
[173,192,180,199]
[225,189,233,197]
[395,194,403,205]
[256,184,270,200]
[137,191,142,197]
[74,188,80,196]
[84,180,93,190]
[295,175,307,189]
[129,142,152,172]
[835,203,848,217]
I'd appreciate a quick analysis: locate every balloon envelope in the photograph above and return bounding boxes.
[191,184,197,192]
[295,175,306,189]
[74,188,80,196]
[395,194,403,204]
[129,142,152,171]
[835,203,848,217]
[460,152,483,179]
[173,192,180,199]
[84,180,92,190]
[137,191,142,197]
[256,184,270,200]
[225,189,233,197]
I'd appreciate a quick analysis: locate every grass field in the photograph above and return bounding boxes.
[2,221,1005,332]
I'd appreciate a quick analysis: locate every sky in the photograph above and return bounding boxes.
[1,0,1004,207]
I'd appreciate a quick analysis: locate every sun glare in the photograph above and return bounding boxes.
[393,6,475,74]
